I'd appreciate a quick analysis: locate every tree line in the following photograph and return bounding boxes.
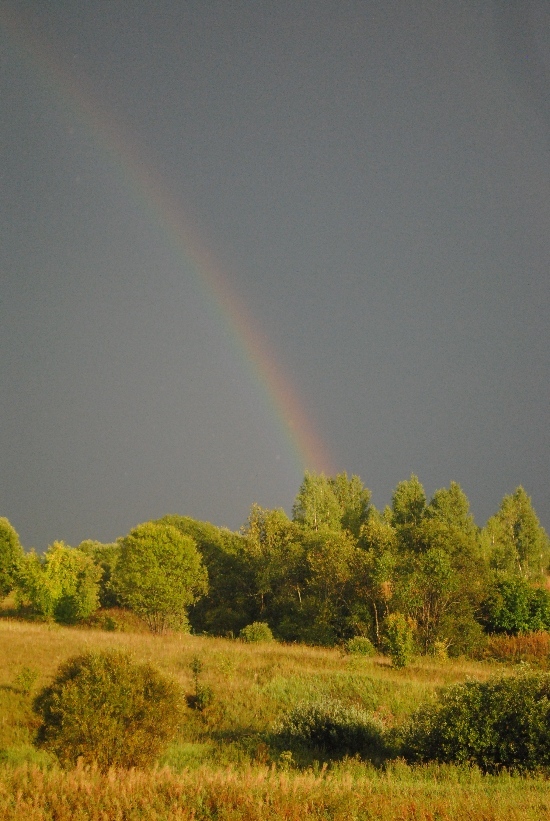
[1,472,549,655]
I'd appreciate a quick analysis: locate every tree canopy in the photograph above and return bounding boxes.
[112,521,208,633]
[0,517,24,597]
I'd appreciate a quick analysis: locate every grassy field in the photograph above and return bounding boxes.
[1,616,549,819]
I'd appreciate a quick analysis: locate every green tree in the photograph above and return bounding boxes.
[292,471,342,532]
[77,539,121,608]
[484,487,550,580]
[391,474,427,552]
[398,547,460,653]
[301,528,358,644]
[292,471,372,536]
[329,473,372,537]
[15,542,101,623]
[426,482,478,538]
[112,521,208,633]
[356,508,397,644]
[0,517,24,598]
[482,577,550,634]
[241,505,307,638]
[159,514,256,636]
[382,612,414,668]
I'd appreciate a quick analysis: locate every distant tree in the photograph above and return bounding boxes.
[15,542,101,623]
[77,539,121,608]
[357,507,398,644]
[239,621,274,643]
[391,474,427,552]
[292,471,372,536]
[382,612,414,668]
[292,471,342,532]
[482,576,550,634]
[241,505,307,638]
[0,517,24,598]
[301,528,358,645]
[158,514,255,635]
[426,482,477,537]
[112,521,208,633]
[329,473,372,537]
[484,487,550,580]
[398,547,460,653]
[242,501,365,645]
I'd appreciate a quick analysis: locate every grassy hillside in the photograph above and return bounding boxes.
[0,618,549,819]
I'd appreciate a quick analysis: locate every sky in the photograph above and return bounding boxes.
[1,0,549,550]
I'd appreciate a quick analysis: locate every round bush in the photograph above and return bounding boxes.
[33,650,184,769]
[345,636,376,657]
[239,621,274,643]
[402,672,550,772]
[274,698,385,760]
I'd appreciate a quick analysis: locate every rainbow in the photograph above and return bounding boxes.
[2,6,335,476]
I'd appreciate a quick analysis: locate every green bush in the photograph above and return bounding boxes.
[274,698,385,760]
[33,650,184,769]
[482,577,550,634]
[382,613,414,668]
[239,621,274,643]
[344,636,376,656]
[402,672,550,772]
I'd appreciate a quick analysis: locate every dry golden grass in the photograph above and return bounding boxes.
[0,761,549,820]
[481,632,550,666]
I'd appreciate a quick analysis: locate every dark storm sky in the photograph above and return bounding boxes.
[1,1,549,549]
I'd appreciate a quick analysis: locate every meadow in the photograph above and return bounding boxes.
[1,616,549,820]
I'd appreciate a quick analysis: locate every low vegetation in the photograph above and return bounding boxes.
[0,620,550,817]
[273,696,386,762]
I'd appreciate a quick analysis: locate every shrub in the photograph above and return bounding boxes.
[402,672,550,772]
[33,650,184,769]
[382,613,414,668]
[187,656,214,711]
[240,621,274,643]
[274,698,385,760]
[344,636,376,656]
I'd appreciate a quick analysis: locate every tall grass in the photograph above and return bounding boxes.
[0,761,548,820]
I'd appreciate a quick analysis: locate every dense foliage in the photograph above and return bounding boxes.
[33,650,184,769]
[402,673,550,772]
[16,542,101,623]
[0,517,24,597]
[2,472,549,654]
[112,521,208,633]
